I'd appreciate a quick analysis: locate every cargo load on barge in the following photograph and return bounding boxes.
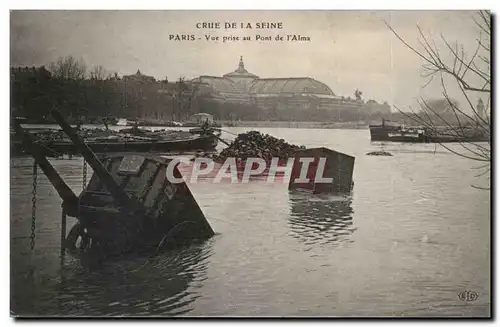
[10,125,219,157]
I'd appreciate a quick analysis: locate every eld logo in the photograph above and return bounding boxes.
[458,291,478,302]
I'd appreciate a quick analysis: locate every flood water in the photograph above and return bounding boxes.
[10,127,490,317]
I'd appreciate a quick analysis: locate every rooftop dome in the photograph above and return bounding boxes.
[223,56,259,79]
[248,78,335,96]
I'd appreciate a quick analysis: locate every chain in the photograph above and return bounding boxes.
[30,161,37,250]
[82,159,87,190]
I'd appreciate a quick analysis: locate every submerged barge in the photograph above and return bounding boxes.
[73,153,214,253]
[13,111,215,255]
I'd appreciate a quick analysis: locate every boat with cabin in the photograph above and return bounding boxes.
[182,113,221,128]
[387,127,428,143]
[369,119,403,141]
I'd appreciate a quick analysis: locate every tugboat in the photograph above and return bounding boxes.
[387,127,428,143]
[369,119,403,141]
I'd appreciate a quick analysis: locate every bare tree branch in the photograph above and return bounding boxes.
[90,65,107,81]
[48,56,87,80]
[471,184,490,191]
[386,15,490,94]
[385,10,490,182]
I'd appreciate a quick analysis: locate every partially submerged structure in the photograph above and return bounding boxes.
[288,147,355,194]
[13,110,214,255]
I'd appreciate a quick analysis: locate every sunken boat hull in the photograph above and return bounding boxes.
[72,154,214,254]
[12,111,216,256]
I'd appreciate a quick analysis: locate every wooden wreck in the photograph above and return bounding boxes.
[288,147,355,194]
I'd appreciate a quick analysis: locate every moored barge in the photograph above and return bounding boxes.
[10,127,219,157]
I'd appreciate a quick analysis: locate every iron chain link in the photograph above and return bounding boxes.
[30,161,37,250]
[82,159,87,190]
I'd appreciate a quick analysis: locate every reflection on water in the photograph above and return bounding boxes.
[287,190,355,247]
[10,128,490,317]
[12,242,214,316]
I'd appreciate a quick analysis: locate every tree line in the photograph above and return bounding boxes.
[11,55,465,125]
[11,56,191,124]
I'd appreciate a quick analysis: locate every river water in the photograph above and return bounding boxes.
[10,127,490,317]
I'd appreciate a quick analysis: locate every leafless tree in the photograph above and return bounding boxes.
[48,55,87,80]
[89,65,107,81]
[385,10,490,190]
[173,77,194,121]
[106,72,121,80]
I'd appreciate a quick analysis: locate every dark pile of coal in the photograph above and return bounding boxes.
[215,131,305,163]
[366,151,393,156]
[31,129,67,143]
[79,128,117,139]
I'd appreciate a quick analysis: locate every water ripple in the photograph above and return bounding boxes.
[10,128,490,317]
[287,191,355,247]
[14,243,214,316]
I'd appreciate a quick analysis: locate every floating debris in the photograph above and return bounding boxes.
[366,151,393,156]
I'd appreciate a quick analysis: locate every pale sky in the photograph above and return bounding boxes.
[10,10,488,111]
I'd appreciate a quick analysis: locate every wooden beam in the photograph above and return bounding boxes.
[60,207,67,257]
[12,120,79,216]
[50,110,144,214]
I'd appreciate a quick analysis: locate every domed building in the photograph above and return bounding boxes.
[222,56,259,88]
[190,57,389,115]
[123,69,156,83]
[191,56,257,103]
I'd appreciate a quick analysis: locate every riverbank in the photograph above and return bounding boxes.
[218,120,369,129]
[14,118,369,130]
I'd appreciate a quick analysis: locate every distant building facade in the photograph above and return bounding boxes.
[123,70,156,84]
[189,113,214,124]
[190,57,391,115]
[10,61,392,123]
